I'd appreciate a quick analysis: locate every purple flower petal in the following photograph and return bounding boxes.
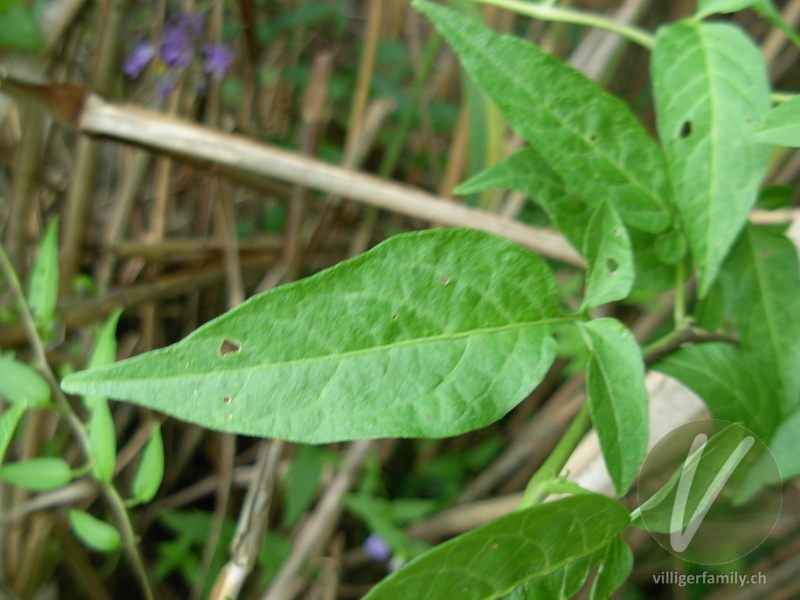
[161,24,194,68]
[123,39,155,79]
[363,534,391,562]
[201,43,234,81]
[175,11,205,39]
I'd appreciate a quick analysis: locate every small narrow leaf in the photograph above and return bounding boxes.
[652,20,771,296]
[416,0,673,234]
[582,202,634,309]
[455,147,595,250]
[752,95,800,147]
[590,535,633,600]
[89,399,116,483]
[27,218,59,334]
[579,319,649,496]
[0,355,50,408]
[362,494,630,600]
[83,309,122,412]
[63,229,562,443]
[0,403,26,463]
[131,423,164,505]
[655,343,781,439]
[0,457,73,491]
[722,226,800,408]
[68,509,122,552]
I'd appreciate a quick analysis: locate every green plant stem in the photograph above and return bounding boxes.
[519,402,591,509]
[674,259,686,326]
[0,244,156,600]
[464,0,656,49]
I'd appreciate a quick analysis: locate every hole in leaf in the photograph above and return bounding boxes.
[219,339,241,357]
[440,275,451,286]
[679,121,692,139]
[223,395,232,404]
[606,257,620,276]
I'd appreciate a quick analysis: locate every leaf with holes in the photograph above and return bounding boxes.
[582,202,634,309]
[752,95,800,147]
[579,318,649,496]
[416,0,673,234]
[62,229,563,443]
[652,20,771,296]
[363,494,629,600]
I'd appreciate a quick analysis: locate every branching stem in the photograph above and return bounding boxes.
[0,244,156,600]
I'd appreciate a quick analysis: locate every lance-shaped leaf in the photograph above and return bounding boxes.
[363,494,629,600]
[582,202,634,309]
[455,147,595,251]
[652,20,771,296]
[722,226,800,408]
[68,509,122,553]
[590,535,633,600]
[579,319,649,496]
[752,95,800,147]
[62,229,563,443]
[416,0,673,234]
[655,343,781,439]
[27,217,59,335]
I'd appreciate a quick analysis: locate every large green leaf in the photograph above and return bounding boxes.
[722,226,800,408]
[579,319,649,496]
[652,20,772,297]
[416,0,673,234]
[655,343,781,440]
[363,494,629,600]
[752,95,800,147]
[62,229,563,443]
[582,202,634,309]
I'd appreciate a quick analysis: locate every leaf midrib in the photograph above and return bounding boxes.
[74,316,576,384]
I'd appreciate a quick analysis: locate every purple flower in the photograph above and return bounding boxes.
[202,43,234,81]
[122,10,234,93]
[123,39,155,79]
[161,23,195,68]
[363,534,391,562]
